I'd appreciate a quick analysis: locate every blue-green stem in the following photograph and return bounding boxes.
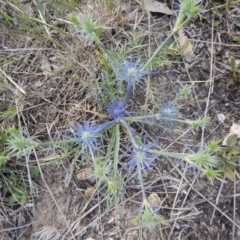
[122,85,133,106]
[173,18,191,33]
[137,161,147,201]
[142,30,177,70]
[149,149,207,172]
[143,13,193,70]
[149,149,190,161]
[114,124,120,179]
[90,149,96,164]
[39,139,79,147]
[120,119,138,148]
[124,114,156,121]
[98,42,119,71]
[125,114,191,125]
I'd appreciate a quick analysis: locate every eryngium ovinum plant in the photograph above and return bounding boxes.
[4,0,219,229]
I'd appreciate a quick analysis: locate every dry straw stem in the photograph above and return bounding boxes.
[0,68,26,95]
[33,0,56,47]
[199,18,215,150]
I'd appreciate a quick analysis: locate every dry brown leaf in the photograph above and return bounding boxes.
[222,123,240,145]
[40,56,52,76]
[147,193,161,207]
[178,29,194,62]
[235,59,240,67]
[34,80,43,87]
[84,186,95,198]
[144,0,173,15]
[75,167,93,181]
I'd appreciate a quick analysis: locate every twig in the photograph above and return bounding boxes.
[210,176,225,224]
[232,170,236,240]
[33,0,56,47]
[0,68,26,95]
[135,0,146,29]
[200,18,215,149]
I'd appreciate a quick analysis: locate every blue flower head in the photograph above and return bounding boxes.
[124,141,156,171]
[107,100,129,120]
[70,120,114,153]
[158,101,178,125]
[71,121,100,153]
[116,59,150,88]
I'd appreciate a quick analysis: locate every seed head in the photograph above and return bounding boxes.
[133,199,165,229]
[189,151,220,170]
[6,127,37,158]
[69,13,102,44]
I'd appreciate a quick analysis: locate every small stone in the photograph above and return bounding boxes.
[225,51,230,58]
[235,59,240,67]
[175,223,181,230]
[147,193,161,207]
[84,186,95,198]
[198,43,205,49]
[202,61,210,72]
[217,113,226,123]
[75,167,93,181]
[204,33,209,38]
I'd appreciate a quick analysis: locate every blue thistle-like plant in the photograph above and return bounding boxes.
[116,59,151,88]
[70,120,115,153]
[107,100,129,121]
[73,122,99,153]
[158,101,178,124]
[124,141,156,171]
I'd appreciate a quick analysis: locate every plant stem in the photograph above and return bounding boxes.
[125,114,157,121]
[120,119,138,148]
[98,42,119,70]
[125,115,191,125]
[38,139,78,147]
[90,149,96,164]
[114,124,120,179]
[122,85,133,106]
[149,149,189,160]
[137,161,147,200]
[142,30,176,70]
